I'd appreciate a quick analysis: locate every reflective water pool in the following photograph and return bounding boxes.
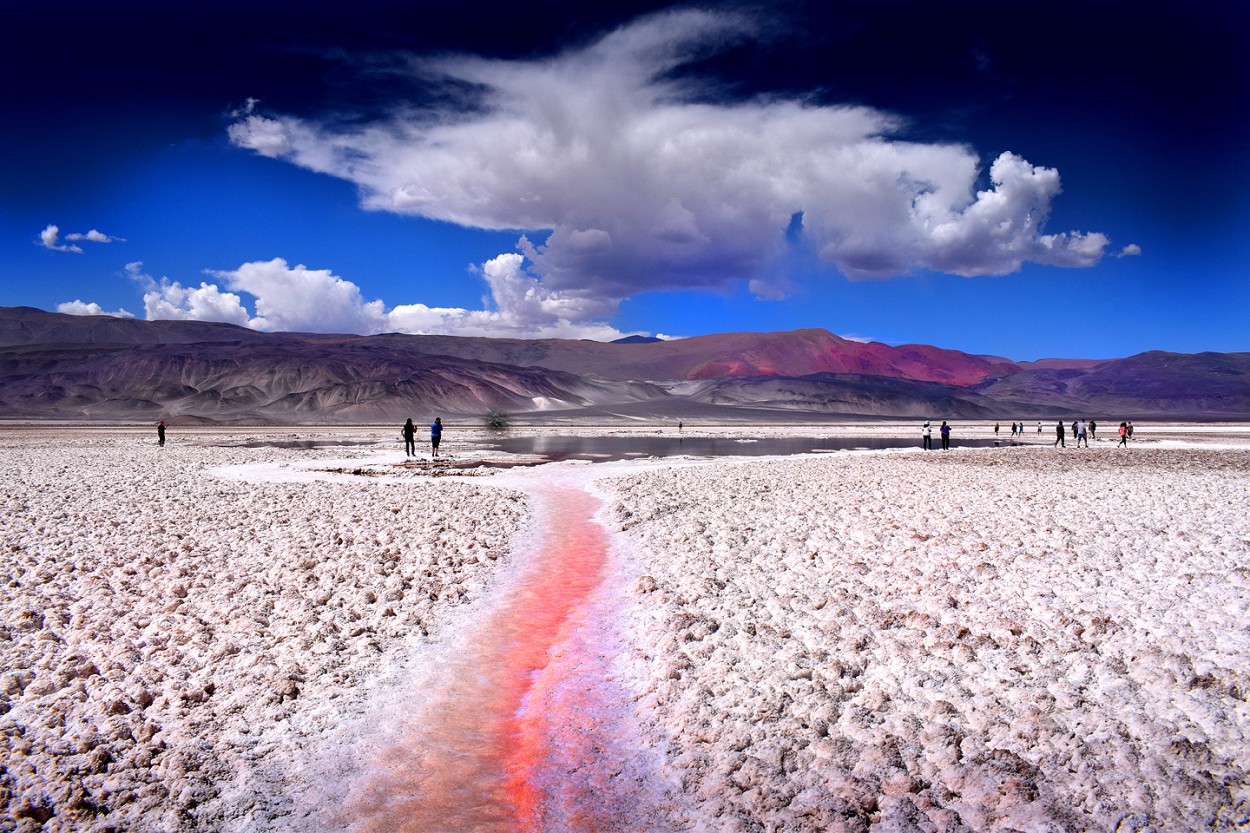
[473,434,1019,463]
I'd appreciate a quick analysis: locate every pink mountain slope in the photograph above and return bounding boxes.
[679,330,1003,385]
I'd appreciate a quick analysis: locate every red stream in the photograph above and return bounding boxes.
[342,484,616,833]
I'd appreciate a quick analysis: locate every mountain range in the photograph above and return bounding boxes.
[0,306,1246,423]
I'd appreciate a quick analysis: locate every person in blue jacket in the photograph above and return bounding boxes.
[430,417,443,457]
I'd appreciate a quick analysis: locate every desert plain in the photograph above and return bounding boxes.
[2,421,1248,832]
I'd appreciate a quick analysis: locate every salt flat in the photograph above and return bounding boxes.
[0,428,526,831]
[1,425,1247,831]
[601,444,1250,831]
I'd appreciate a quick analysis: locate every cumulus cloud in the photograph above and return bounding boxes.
[205,259,388,333]
[228,8,1127,315]
[387,253,627,339]
[55,300,135,318]
[38,224,82,253]
[38,224,124,253]
[126,262,254,327]
[119,257,629,339]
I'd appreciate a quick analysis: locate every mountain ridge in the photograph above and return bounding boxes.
[1,307,1246,423]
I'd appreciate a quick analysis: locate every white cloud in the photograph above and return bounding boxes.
[747,278,788,301]
[55,300,135,318]
[388,253,627,339]
[127,262,254,327]
[1117,243,1142,257]
[38,224,124,252]
[65,229,125,243]
[115,257,630,339]
[229,97,261,119]
[228,8,1120,314]
[38,224,81,253]
[207,258,388,333]
[227,113,293,158]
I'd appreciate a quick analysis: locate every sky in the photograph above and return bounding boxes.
[2,0,1247,360]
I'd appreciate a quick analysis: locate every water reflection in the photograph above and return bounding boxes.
[475,434,1015,463]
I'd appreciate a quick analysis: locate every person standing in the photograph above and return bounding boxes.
[1127,421,1134,439]
[922,420,932,450]
[940,420,951,450]
[402,418,416,457]
[994,421,1000,440]
[1037,421,1042,435]
[430,417,443,458]
[1089,419,1097,441]
[1077,419,1088,448]
[156,419,166,447]
[1118,421,1128,447]
[1054,420,1066,448]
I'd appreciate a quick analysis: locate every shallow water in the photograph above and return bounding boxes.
[219,439,378,449]
[475,433,1016,462]
[341,482,631,832]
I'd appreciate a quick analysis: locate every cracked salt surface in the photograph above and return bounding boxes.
[1,431,525,831]
[602,447,1250,831]
[3,427,1249,831]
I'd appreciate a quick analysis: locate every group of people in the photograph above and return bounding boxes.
[1053,419,1133,448]
[153,417,449,457]
[154,414,1139,456]
[994,421,1046,438]
[925,418,1137,451]
[402,417,443,458]
[921,420,952,450]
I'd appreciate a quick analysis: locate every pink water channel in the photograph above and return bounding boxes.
[340,479,646,833]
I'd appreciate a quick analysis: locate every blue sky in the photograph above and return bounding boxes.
[2,1,1247,359]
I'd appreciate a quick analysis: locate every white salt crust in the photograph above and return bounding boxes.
[600,447,1250,832]
[0,432,524,831]
[3,429,1249,832]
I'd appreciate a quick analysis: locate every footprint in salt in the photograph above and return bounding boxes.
[340,478,674,833]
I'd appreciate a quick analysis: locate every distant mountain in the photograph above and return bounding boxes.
[0,305,266,347]
[0,307,1245,422]
[351,327,1004,386]
[610,335,664,344]
[682,373,1001,418]
[977,351,1250,418]
[0,332,662,423]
